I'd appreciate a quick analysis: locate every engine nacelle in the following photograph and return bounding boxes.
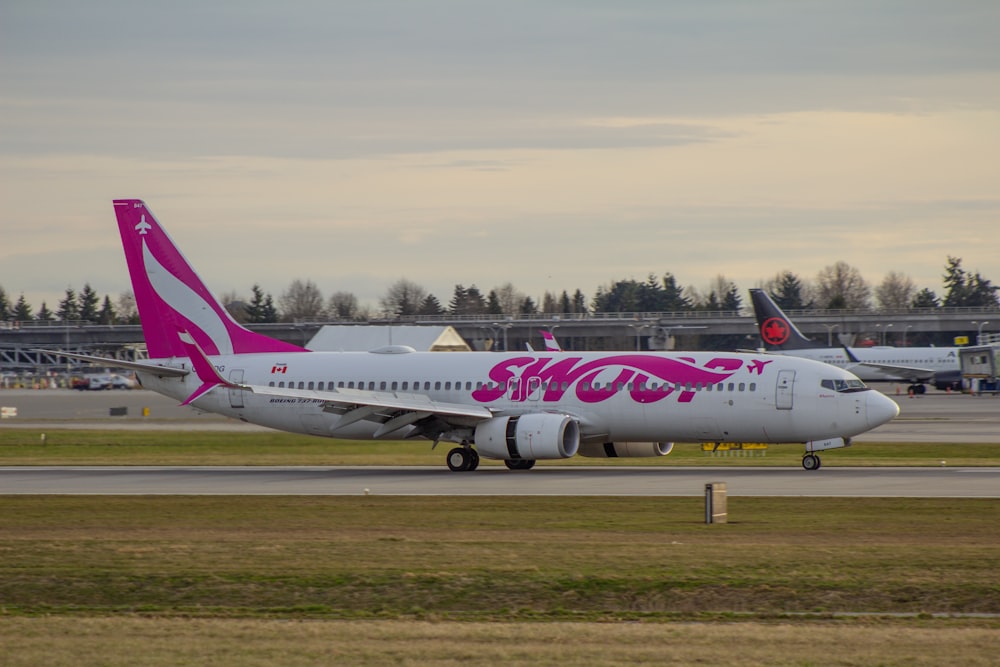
[474,414,580,460]
[577,441,674,458]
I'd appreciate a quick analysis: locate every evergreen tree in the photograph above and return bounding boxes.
[417,294,445,316]
[485,290,503,315]
[448,285,468,315]
[78,283,100,321]
[58,287,79,321]
[519,296,538,315]
[464,285,487,314]
[36,301,55,321]
[0,286,9,320]
[941,256,969,307]
[559,290,572,315]
[942,257,999,307]
[911,288,939,308]
[247,284,268,323]
[572,289,587,315]
[661,273,691,311]
[97,296,117,324]
[12,294,32,320]
[769,271,809,309]
[260,294,279,323]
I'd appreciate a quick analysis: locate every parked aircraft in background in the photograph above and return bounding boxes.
[52,200,899,472]
[749,288,962,393]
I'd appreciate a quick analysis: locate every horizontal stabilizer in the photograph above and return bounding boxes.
[30,349,188,378]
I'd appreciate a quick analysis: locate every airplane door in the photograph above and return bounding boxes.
[775,370,794,410]
[229,369,245,409]
[525,376,542,402]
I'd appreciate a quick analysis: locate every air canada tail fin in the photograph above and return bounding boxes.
[748,288,819,351]
[114,200,307,359]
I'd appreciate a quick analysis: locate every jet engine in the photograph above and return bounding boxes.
[577,441,674,458]
[474,414,580,460]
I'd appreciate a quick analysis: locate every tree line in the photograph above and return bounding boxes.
[2,257,996,325]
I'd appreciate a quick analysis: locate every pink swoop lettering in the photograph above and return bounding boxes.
[471,355,748,404]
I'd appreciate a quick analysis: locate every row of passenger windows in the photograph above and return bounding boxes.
[267,379,758,393]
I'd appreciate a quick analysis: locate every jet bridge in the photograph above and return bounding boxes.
[959,334,1000,394]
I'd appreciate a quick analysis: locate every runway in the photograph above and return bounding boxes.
[2,465,997,497]
[2,389,999,497]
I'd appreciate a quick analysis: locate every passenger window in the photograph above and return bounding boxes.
[380,382,387,390]
[435,381,441,390]
[268,381,275,387]
[298,381,305,389]
[368,382,375,391]
[445,382,452,390]
[738,383,745,392]
[278,381,285,388]
[347,381,355,389]
[308,381,315,390]
[728,383,735,392]
[749,383,756,391]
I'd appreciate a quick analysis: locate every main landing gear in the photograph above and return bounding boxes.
[446,446,480,472]
[445,446,537,472]
[802,453,822,471]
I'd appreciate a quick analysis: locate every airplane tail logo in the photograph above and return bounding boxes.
[748,288,817,350]
[113,200,306,359]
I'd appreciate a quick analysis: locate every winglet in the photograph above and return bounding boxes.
[540,329,563,352]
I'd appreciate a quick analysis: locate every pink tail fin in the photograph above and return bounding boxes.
[540,330,562,352]
[114,200,306,359]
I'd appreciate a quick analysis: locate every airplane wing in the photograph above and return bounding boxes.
[841,347,934,382]
[30,349,189,378]
[848,361,935,382]
[244,383,495,438]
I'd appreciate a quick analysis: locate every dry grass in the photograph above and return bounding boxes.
[2,617,999,666]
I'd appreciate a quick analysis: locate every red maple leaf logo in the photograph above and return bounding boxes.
[761,318,790,345]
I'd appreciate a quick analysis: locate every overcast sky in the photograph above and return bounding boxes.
[2,1,999,313]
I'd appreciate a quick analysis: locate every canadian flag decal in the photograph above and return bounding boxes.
[271,363,288,374]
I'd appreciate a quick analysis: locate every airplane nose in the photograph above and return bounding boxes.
[866,391,900,428]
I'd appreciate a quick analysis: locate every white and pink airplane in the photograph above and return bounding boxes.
[62,200,899,472]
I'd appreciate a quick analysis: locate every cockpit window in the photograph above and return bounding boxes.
[821,378,869,393]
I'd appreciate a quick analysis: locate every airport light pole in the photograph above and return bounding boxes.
[973,320,989,344]
[903,325,912,347]
[823,324,839,347]
[627,322,649,351]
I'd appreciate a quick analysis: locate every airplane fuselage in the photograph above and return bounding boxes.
[139,349,895,448]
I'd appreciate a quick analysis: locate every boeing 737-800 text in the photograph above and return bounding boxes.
[57,201,899,472]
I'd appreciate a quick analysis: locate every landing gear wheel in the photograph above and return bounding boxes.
[504,458,536,471]
[468,448,481,471]
[447,447,472,472]
[802,453,822,471]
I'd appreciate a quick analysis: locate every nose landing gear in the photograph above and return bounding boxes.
[801,453,822,471]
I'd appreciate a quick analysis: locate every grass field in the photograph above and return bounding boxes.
[2,428,999,466]
[1,495,998,665]
[2,430,998,665]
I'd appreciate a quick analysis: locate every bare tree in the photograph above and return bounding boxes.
[815,261,871,309]
[220,290,249,323]
[379,278,427,317]
[328,291,360,321]
[875,271,917,310]
[492,282,526,315]
[279,279,325,321]
[116,291,138,324]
